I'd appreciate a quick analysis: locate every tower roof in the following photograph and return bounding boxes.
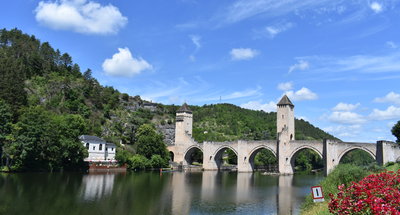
[177,103,192,113]
[277,95,294,107]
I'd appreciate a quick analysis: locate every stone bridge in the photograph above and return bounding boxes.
[168,97,400,175]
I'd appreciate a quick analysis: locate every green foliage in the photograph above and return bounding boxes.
[136,124,169,161]
[150,155,168,168]
[294,149,323,172]
[226,149,237,165]
[115,148,134,166]
[392,120,400,143]
[254,149,277,166]
[340,149,375,166]
[129,154,150,170]
[2,106,87,171]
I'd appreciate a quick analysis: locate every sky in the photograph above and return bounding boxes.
[1,0,400,142]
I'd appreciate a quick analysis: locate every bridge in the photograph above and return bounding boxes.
[167,96,400,175]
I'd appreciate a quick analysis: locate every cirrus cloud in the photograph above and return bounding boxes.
[102,48,152,77]
[35,0,127,35]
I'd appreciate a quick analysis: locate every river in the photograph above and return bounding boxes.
[0,171,323,215]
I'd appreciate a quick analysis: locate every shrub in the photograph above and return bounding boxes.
[128,155,149,170]
[329,170,400,214]
[150,155,168,168]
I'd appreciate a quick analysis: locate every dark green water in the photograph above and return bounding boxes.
[0,171,323,215]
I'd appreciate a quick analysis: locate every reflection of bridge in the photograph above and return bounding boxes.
[168,96,400,175]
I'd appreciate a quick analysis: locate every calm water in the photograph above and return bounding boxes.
[0,171,323,215]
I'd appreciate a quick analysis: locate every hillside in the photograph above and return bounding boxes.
[0,28,337,153]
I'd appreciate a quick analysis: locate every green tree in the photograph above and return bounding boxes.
[136,124,169,163]
[392,121,400,143]
[3,106,87,171]
[0,100,12,166]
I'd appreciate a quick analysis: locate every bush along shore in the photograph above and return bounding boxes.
[300,162,400,215]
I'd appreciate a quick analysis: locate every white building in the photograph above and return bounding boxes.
[79,135,116,162]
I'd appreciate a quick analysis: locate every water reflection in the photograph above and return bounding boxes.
[80,173,116,201]
[0,172,323,215]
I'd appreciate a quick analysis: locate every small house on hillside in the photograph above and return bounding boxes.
[79,135,116,162]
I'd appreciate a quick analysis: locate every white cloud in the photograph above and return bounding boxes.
[265,22,293,38]
[370,2,383,13]
[277,82,293,91]
[328,111,366,124]
[369,106,400,120]
[102,48,152,77]
[35,0,127,35]
[230,48,259,60]
[332,102,360,111]
[324,124,362,138]
[190,35,201,49]
[386,41,398,49]
[189,35,201,61]
[374,92,400,105]
[297,116,309,121]
[240,100,276,112]
[288,60,309,73]
[285,87,318,101]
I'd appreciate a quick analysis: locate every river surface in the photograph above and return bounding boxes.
[0,171,323,215]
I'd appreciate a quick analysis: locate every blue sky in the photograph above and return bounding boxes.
[1,0,400,142]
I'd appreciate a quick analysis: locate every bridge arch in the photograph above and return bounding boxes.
[337,146,376,163]
[213,145,238,170]
[248,145,277,171]
[289,145,323,173]
[184,145,203,165]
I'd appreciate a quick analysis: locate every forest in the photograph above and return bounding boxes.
[1,28,391,172]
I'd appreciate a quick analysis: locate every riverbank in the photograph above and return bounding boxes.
[300,163,400,215]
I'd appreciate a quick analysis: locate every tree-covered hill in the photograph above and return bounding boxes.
[0,28,337,171]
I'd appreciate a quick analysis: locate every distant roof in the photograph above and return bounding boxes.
[277,95,294,107]
[79,135,106,143]
[177,103,192,113]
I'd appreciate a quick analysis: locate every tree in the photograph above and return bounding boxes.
[136,124,169,163]
[3,106,87,171]
[0,100,12,166]
[392,121,400,143]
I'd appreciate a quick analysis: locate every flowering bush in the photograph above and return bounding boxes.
[329,170,400,214]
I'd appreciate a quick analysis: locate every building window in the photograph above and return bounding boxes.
[93,146,95,150]
[99,144,102,151]
[86,143,89,149]
[112,148,114,151]
[282,115,284,119]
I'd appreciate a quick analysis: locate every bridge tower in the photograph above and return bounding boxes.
[277,95,295,141]
[170,103,194,164]
[175,103,193,139]
[277,95,295,174]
